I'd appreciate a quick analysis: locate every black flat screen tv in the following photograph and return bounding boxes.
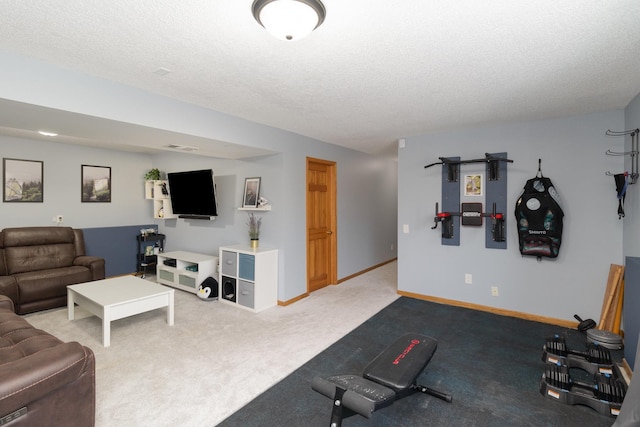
[167,169,218,219]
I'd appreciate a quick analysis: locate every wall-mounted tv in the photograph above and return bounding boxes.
[167,169,218,219]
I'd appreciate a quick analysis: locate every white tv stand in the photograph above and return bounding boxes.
[156,251,218,294]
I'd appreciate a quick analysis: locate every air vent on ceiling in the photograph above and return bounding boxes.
[153,67,172,76]
[167,144,199,152]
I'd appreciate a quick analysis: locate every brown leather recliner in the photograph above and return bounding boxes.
[0,295,95,426]
[0,227,105,314]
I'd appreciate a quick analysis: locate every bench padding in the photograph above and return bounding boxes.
[364,333,437,391]
[312,333,438,419]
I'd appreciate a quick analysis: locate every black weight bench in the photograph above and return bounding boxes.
[312,333,452,426]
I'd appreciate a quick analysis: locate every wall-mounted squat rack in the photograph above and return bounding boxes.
[425,152,512,249]
[605,128,639,185]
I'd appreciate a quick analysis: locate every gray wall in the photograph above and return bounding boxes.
[623,91,640,366]
[624,91,640,257]
[0,50,398,303]
[150,138,398,302]
[0,137,152,227]
[399,110,626,322]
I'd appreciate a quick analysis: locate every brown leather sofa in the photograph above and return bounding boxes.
[0,227,105,314]
[0,295,95,426]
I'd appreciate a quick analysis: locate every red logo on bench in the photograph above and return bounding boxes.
[392,339,421,365]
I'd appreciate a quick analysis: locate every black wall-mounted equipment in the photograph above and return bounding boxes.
[514,164,564,259]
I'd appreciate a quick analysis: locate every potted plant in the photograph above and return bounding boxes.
[144,168,161,181]
[247,213,262,249]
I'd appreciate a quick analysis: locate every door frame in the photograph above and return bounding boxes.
[306,157,337,292]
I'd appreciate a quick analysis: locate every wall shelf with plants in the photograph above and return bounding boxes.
[144,169,177,219]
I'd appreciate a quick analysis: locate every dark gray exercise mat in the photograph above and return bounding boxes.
[218,297,623,426]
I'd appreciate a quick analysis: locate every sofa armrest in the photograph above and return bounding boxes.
[73,256,105,280]
[0,277,18,312]
[0,294,14,312]
[0,342,94,416]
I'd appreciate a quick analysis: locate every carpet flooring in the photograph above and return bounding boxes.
[220,297,623,427]
[24,261,400,426]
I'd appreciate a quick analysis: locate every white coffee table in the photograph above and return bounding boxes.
[68,276,174,347]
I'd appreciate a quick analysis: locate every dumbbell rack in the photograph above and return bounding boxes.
[539,335,626,417]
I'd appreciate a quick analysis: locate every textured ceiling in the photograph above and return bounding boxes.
[0,0,639,156]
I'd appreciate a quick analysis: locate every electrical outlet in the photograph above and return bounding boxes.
[403,224,409,234]
[491,286,499,297]
[390,243,394,251]
[465,274,472,284]
[54,215,63,224]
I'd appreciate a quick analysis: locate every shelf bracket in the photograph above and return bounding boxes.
[605,128,640,184]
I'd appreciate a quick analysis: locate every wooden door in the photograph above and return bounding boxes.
[306,157,337,293]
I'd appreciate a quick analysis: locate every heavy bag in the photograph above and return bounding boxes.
[514,176,564,258]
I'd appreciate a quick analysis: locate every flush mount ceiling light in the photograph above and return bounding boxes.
[252,0,326,41]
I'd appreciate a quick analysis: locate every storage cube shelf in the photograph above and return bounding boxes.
[219,245,278,312]
[156,251,218,294]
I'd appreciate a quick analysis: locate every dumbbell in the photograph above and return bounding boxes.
[543,335,611,364]
[543,364,625,404]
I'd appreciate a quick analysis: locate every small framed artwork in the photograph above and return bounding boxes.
[242,177,261,208]
[82,165,111,202]
[464,174,483,197]
[3,158,44,202]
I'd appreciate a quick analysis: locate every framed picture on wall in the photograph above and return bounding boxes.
[464,174,483,197]
[242,177,261,208]
[3,158,44,202]
[82,165,111,202]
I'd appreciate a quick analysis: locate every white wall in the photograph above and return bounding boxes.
[399,110,625,322]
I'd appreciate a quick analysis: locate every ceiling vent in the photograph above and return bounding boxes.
[153,67,172,76]
[167,144,199,152]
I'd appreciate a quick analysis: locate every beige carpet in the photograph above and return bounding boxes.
[26,261,399,427]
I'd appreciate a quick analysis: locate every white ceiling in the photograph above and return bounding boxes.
[0,0,639,157]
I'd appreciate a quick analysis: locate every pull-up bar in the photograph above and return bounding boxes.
[424,153,514,182]
[424,153,513,169]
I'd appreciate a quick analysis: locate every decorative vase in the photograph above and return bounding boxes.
[250,239,259,249]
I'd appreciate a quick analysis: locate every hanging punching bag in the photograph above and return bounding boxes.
[514,166,564,259]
